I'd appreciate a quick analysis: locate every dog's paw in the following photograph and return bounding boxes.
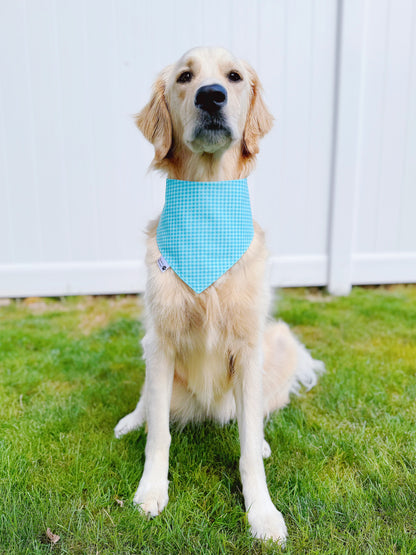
[133,480,169,517]
[262,439,272,458]
[114,412,142,439]
[248,501,287,546]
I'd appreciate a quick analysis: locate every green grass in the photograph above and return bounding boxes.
[0,287,415,554]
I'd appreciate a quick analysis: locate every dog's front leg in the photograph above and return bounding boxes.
[234,346,288,545]
[133,331,174,517]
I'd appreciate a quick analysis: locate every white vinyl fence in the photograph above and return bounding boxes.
[0,0,415,297]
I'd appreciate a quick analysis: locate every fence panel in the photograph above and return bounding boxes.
[0,0,415,297]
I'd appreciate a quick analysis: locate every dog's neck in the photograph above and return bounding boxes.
[160,141,255,181]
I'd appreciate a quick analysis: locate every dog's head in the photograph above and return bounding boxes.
[136,47,273,174]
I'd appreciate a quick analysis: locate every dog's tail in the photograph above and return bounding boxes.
[262,321,325,417]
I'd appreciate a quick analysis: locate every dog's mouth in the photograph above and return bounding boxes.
[197,112,231,133]
[188,113,233,153]
[203,117,229,131]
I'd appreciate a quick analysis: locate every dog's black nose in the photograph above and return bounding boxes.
[195,84,227,113]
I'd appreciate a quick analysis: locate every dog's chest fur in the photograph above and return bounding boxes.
[144,219,269,409]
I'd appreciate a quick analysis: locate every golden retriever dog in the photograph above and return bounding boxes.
[115,46,323,545]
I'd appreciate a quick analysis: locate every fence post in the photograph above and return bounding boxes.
[328,0,366,295]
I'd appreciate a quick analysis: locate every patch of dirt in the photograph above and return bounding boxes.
[305,293,334,303]
[77,296,142,335]
[78,311,111,335]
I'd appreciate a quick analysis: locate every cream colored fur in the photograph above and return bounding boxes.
[115,47,324,545]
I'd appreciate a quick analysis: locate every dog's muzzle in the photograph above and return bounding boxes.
[190,83,233,151]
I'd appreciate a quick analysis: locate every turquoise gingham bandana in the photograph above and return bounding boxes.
[156,179,254,294]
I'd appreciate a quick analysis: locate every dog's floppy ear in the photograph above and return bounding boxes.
[242,64,274,157]
[136,67,173,161]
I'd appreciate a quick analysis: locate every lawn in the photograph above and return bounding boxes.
[0,286,415,554]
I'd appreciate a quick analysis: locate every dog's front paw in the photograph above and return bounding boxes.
[133,480,169,517]
[248,501,287,546]
[114,412,142,439]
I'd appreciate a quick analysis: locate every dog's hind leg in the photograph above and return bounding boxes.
[114,389,146,439]
[262,439,271,458]
[262,321,324,417]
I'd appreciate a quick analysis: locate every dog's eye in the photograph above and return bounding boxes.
[177,71,193,83]
[228,71,242,82]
